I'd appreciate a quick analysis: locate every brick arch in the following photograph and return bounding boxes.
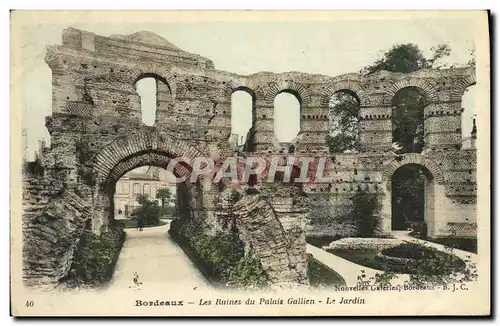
[128,63,176,85]
[265,80,311,105]
[385,77,439,104]
[382,153,444,183]
[126,64,177,101]
[224,77,260,96]
[320,80,368,107]
[103,150,193,187]
[92,129,205,185]
[451,72,476,102]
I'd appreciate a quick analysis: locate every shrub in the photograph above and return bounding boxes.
[169,219,269,289]
[67,224,125,285]
[130,194,162,226]
[308,254,346,287]
[245,188,260,195]
[356,242,475,287]
[229,189,243,204]
[431,237,477,254]
[380,242,466,281]
[381,242,435,259]
[23,158,44,177]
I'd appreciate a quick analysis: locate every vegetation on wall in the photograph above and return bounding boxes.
[350,187,382,237]
[169,218,269,289]
[66,223,125,286]
[23,157,44,178]
[77,166,97,187]
[75,140,94,165]
[326,43,474,236]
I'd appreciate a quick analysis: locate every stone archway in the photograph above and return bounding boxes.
[381,153,445,237]
[90,129,208,230]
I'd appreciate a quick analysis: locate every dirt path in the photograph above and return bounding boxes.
[107,221,210,292]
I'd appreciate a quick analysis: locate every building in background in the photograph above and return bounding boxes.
[113,166,176,219]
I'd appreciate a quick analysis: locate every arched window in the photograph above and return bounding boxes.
[231,90,253,147]
[391,87,428,154]
[136,77,157,126]
[327,90,360,153]
[461,84,476,148]
[274,92,300,143]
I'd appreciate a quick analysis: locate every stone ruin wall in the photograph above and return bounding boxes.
[23,27,478,284]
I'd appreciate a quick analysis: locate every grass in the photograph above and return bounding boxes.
[122,219,167,229]
[329,242,466,275]
[328,248,405,273]
[305,235,342,248]
[410,233,477,254]
[308,254,346,287]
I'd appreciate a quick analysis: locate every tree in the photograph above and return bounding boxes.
[328,92,360,153]
[131,194,162,226]
[362,43,451,74]
[156,187,172,208]
[391,88,427,154]
[391,165,426,230]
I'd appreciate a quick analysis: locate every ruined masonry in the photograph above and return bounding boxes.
[22,28,477,286]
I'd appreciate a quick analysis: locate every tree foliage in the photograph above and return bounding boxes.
[362,43,451,74]
[391,88,427,154]
[23,157,44,177]
[327,92,360,153]
[156,187,172,208]
[131,194,162,226]
[391,165,426,230]
[327,43,454,154]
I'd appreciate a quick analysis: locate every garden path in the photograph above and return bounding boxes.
[107,221,210,292]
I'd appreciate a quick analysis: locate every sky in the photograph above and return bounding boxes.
[16,16,477,160]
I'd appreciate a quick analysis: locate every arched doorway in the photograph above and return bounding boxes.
[382,153,444,238]
[91,130,206,230]
[100,152,195,226]
[390,164,434,236]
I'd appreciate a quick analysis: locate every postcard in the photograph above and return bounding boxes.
[10,10,490,316]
